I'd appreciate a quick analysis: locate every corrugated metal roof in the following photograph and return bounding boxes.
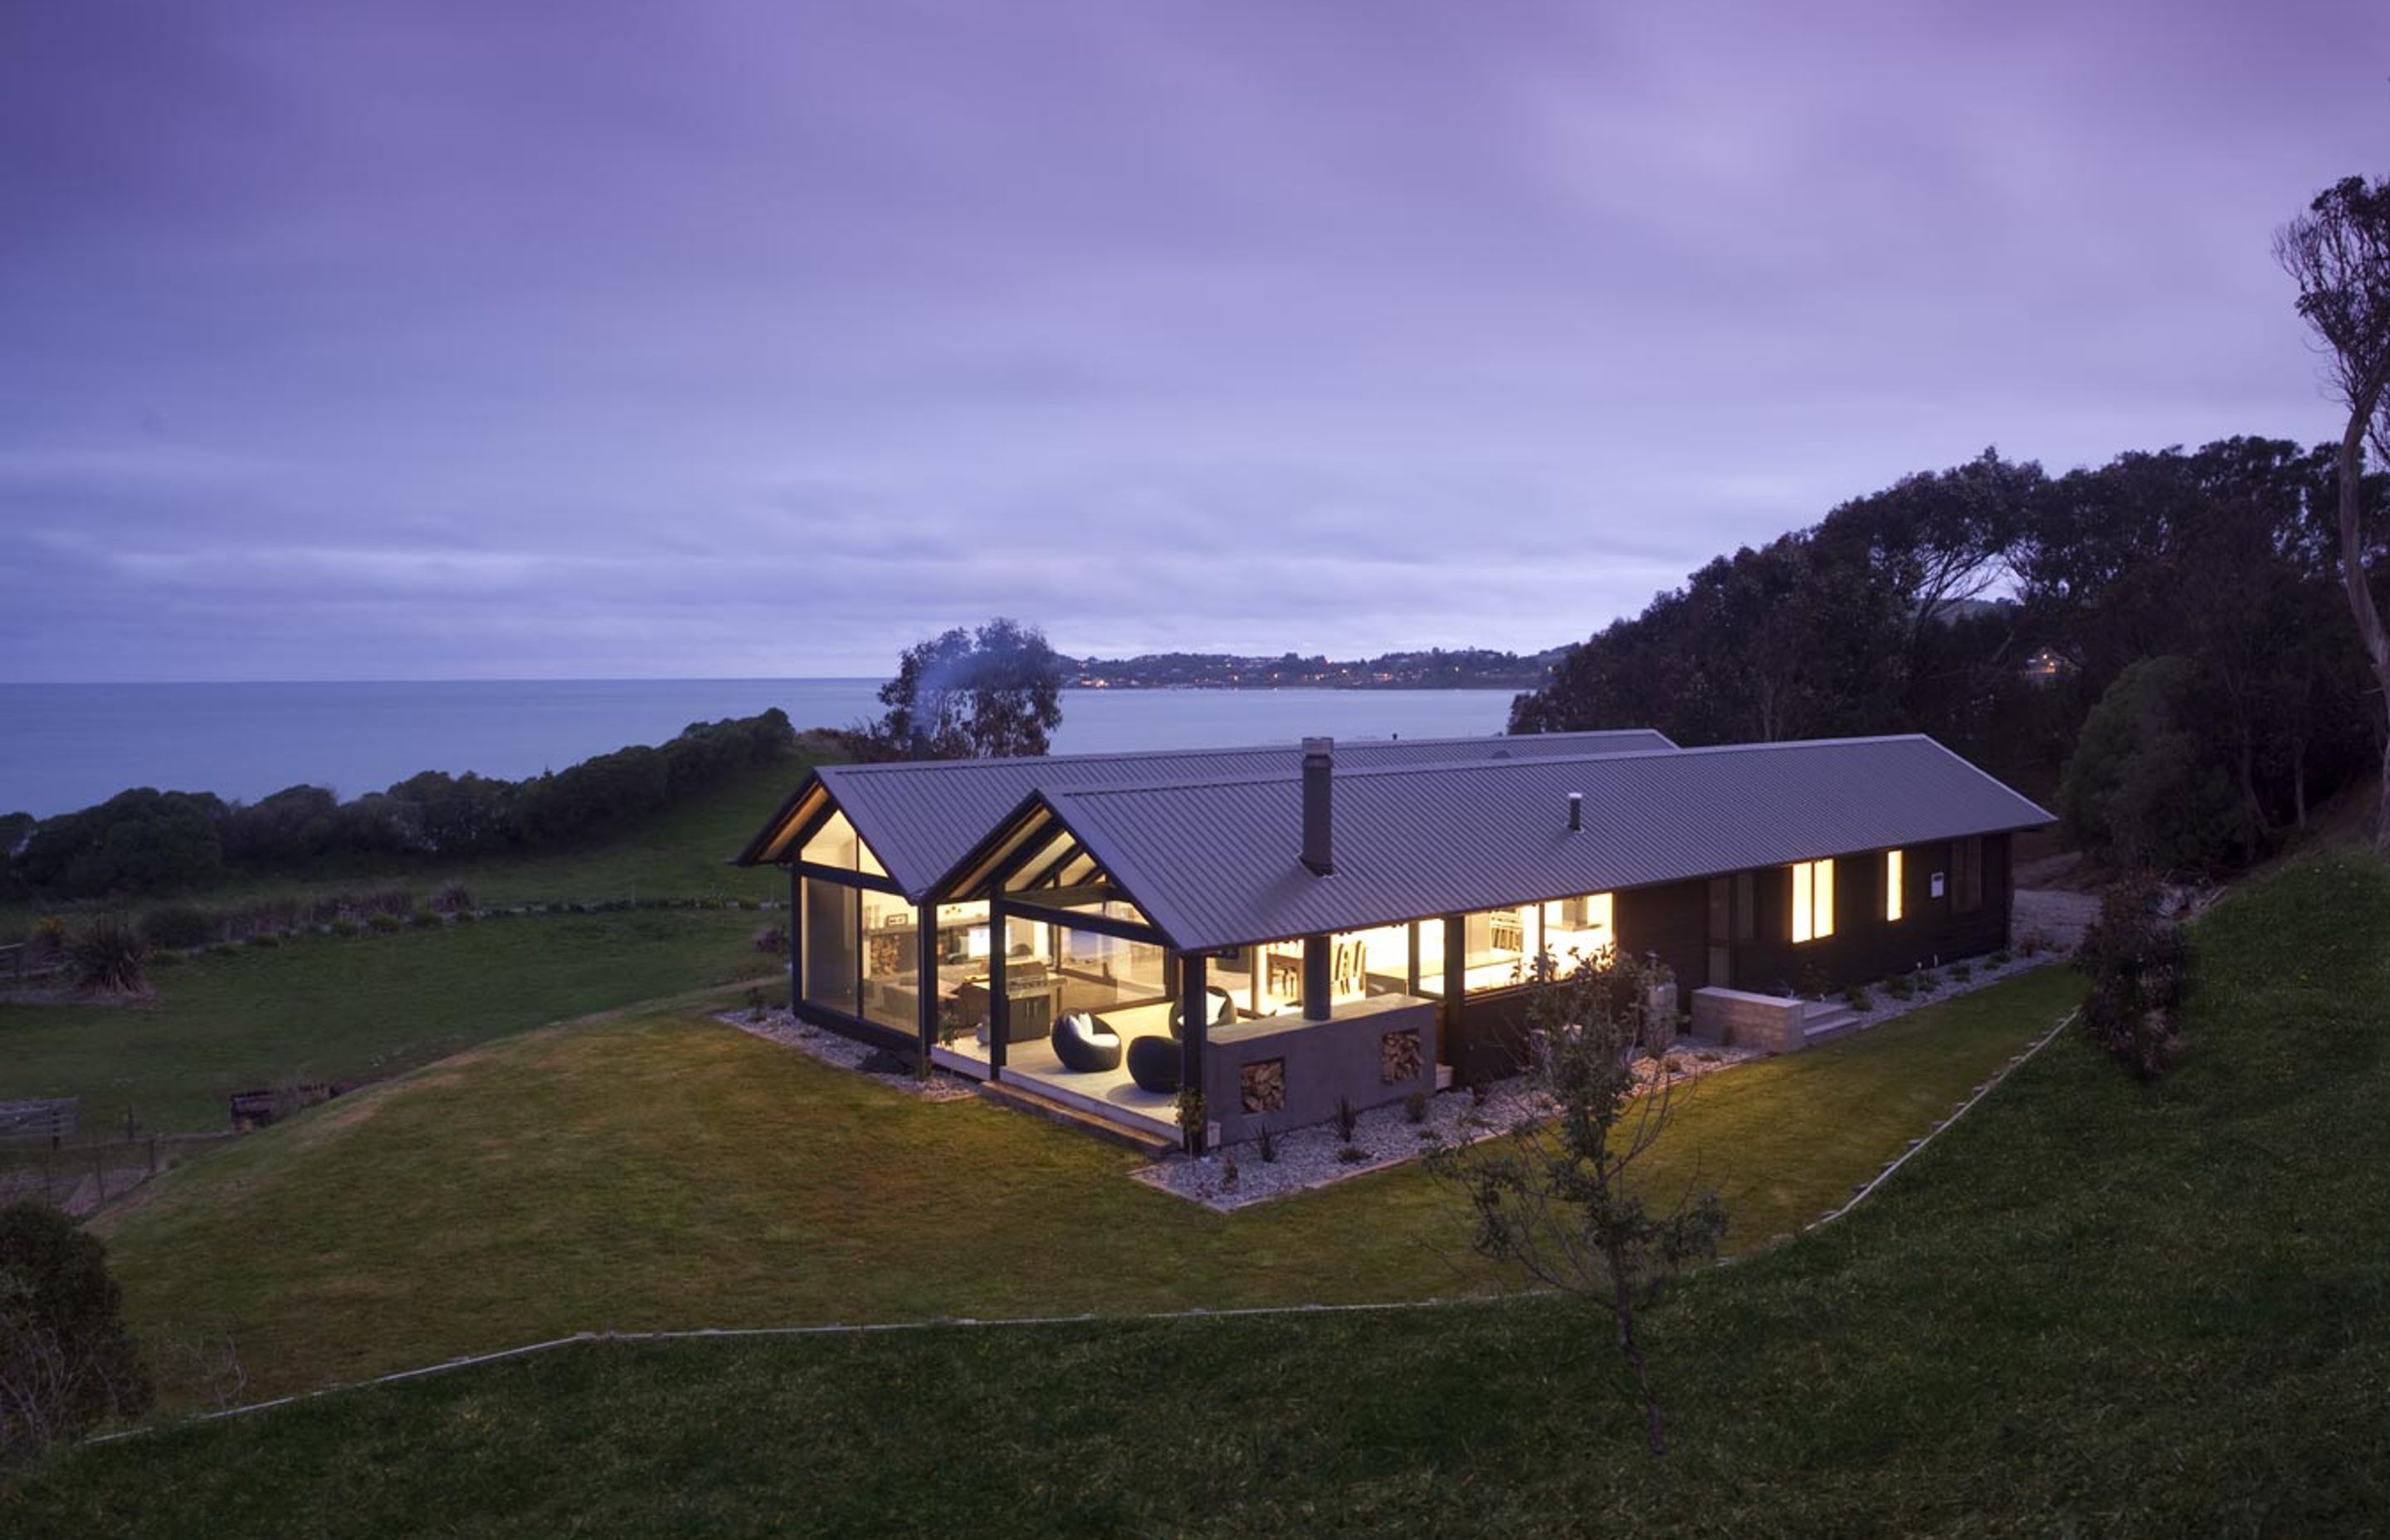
[1025,735,2054,953]
[735,729,1679,895]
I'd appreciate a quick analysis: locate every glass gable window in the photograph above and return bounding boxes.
[1791,859,1836,943]
[801,811,859,870]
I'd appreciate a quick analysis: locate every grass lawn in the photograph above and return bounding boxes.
[78,962,2076,1409]
[0,910,780,1133]
[7,855,2379,1536]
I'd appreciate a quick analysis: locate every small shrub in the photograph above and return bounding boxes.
[1337,1145,1368,1164]
[1885,974,1915,1001]
[1255,1124,1278,1162]
[1176,1088,1207,1137]
[1331,1095,1358,1143]
[451,908,479,924]
[434,881,473,914]
[750,924,788,955]
[329,918,363,938]
[1695,1050,1721,1063]
[1220,1153,1240,1192]
[364,888,413,918]
[138,903,216,951]
[1466,1076,1490,1109]
[246,932,281,949]
[1992,949,2013,967]
[1843,985,1874,1011]
[2076,874,2188,1081]
[744,987,767,1024]
[1403,1089,1431,1124]
[857,1048,910,1077]
[1950,962,1973,983]
[0,1200,156,1464]
[366,913,402,934]
[407,907,442,929]
[2017,932,2050,959]
[67,916,148,995]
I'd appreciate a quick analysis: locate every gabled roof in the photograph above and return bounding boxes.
[734,729,1679,897]
[969,735,2053,953]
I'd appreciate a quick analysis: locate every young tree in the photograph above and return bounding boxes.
[868,617,1064,759]
[2275,175,2390,849]
[2075,875,2189,1082]
[1427,954,1724,1455]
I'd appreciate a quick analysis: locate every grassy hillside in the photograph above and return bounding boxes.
[0,911,780,1131]
[76,966,2074,1408]
[7,854,2381,1536]
[0,753,813,1128]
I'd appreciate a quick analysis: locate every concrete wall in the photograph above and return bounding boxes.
[1204,994,1440,1143]
[1690,987,1807,1053]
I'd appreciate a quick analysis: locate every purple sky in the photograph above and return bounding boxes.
[3,2,2386,681]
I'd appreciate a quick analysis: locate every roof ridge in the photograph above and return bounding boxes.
[822,728,1668,778]
[1045,734,1933,801]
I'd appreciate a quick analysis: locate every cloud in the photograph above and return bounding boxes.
[2,0,2383,680]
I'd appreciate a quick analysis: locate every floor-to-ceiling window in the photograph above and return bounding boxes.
[802,876,859,1018]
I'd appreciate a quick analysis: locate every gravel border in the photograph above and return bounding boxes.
[1134,1039,1768,1212]
[1804,948,2067,1038]
[719,1008,978,1102]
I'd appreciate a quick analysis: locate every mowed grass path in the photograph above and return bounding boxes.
[9,856,2381,1538]
[95,965,2076,1406]
[0,911,779,1131]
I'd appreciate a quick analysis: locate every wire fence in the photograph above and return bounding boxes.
[0,1102,234,1215]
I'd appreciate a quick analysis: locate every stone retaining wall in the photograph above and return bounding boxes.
[1690,987,1807,1053]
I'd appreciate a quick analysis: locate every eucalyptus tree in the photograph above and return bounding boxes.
[2276,174,2390,849]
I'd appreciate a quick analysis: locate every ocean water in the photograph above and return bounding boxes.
[0,680,1517,818]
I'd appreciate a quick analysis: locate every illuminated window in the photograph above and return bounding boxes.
[1885,850,1905,923]
[1791,859,1836,943]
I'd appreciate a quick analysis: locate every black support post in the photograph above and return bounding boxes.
[1442,912,1467,1071]
[1302,934,1331,1021]
[988,900,1009,1078]
[788,867,803,1012]
[1178,951,1208,1155]
[915,904,938,1079]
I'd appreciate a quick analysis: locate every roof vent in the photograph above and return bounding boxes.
[1568,792,1583,832]
[1301,736,1334,876]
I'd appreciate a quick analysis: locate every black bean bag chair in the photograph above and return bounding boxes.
[1051,1011,1122,1074]
[1168,986,1237,1038]
[1126,1034,1182,1094]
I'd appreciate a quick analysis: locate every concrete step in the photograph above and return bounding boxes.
[978,1078,1179,1156]
[1802,1006,1865,1044]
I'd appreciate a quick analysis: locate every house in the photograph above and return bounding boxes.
[733,731,2052,1151]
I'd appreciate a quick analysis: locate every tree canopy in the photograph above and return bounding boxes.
[865,617,1065,759]
[1512,437,2383,858]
